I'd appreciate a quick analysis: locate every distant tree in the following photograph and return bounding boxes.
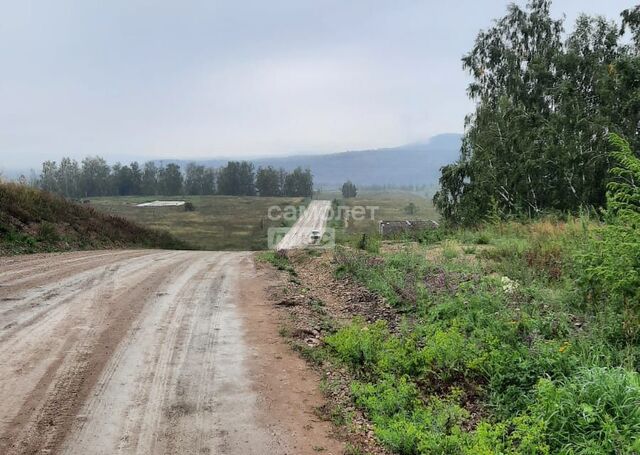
[185,163,205,195]
[56,157,81,197]
[238,161,256,196]
[129,162,142,195]
[202,167,216,195]
[158,163,183,195]
[80,156,111,197]
[183,163,216,195]
[217,161,239,195]
[218,161,256,196]
[341,180,357,198]
[278,168,287,194]
[141,161,159,196]
[256,166,282,196]
[111,163,140,196]
[284,167,313,197]
[40,161,59,194]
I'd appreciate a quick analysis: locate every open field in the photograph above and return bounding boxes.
[89,195,305,250]
[88,192,435,250]
[318,190,438,235]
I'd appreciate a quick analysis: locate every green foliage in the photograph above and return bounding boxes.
[283,167,314,197]
[217,161,256,196]
[328,208,640,453]
[184,163,216,195]
[356,233,380,254]
[255,166,283,196]
[352,377,471,455]
[434,1,640,224]
[342,180,358,198]
[326,320,393,373]
[33,156,314,198]
[469,415,549,455]
[579,134,640,342]
[257,250,297,276]
[334,248,430,307]
[531,367,640,454]
[441,240,459,260]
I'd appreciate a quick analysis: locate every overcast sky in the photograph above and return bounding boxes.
[0,0,633,170]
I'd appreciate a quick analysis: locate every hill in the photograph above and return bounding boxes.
[166,133,462,188]
[0,183,189,255]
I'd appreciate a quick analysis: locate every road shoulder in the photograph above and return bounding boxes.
[237,254,344,455]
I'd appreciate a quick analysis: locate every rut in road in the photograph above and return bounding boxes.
[0,250,342,454]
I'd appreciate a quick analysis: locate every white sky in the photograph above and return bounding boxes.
[0,0,633,170]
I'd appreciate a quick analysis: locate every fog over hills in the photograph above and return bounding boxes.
[167,133,462,188]
[3,133,462,189]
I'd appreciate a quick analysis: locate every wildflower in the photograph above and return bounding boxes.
[501,276,520,294]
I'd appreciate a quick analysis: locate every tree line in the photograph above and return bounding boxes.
[35,157,314,198]
[434,1,640,224]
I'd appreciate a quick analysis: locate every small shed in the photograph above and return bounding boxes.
[379,219,439,237]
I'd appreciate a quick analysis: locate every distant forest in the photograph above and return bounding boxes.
[31,158,314,198]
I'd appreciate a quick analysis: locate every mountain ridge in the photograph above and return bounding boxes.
[168,133,462,188]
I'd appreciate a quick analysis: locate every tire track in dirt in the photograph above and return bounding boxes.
[0,250,344,455]
[0,251,194,454]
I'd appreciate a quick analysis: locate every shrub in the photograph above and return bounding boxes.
[578,134,640,342]
[482,338,578,417]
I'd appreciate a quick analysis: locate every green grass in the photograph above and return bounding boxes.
[256,250,297,276]
[319,191,438,236]
[90,191,436,251]
[89,195,305,250]
[322,216,640,454]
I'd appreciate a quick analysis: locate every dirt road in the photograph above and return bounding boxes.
[0,250,342,454]
[277,200,332,250]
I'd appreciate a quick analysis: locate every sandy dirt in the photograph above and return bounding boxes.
[277,200,332,250]
[0,250,343,454]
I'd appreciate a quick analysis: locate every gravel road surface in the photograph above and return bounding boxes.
[0,250,342,454]
[276,200,332,250]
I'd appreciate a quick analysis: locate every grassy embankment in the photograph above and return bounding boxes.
[280,214,640,454]
[90,195,305,250]
[0,183,189,255]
